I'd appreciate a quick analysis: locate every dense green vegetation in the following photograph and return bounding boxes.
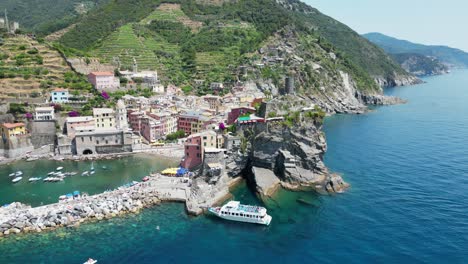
[54,0,410,92]
[60,0,163,49]
[364,32,468,68]
[0,0,110,36]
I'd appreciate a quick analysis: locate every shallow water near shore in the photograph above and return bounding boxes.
[0,154,177,206]
[1,70,468,262]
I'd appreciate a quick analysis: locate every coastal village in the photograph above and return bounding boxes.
[0,8,350,238]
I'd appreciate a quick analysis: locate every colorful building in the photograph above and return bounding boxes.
[88,72,120,91]
[227,107,256,125]
[34,107,55,121]
[93,108,116,130]
[0,123,27,140]
[66,116,95,138]
[180,131,224,169]
[50,88,70,103]
[181,134,202,169]
[178,111,212,136]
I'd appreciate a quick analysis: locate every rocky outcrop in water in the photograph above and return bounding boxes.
[231,108,349,199]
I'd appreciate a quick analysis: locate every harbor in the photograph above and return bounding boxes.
[0,154,178,207]
[0,174,196,237]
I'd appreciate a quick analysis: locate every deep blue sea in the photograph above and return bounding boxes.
[1,70,468,263]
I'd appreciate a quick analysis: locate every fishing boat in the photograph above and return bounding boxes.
[48,171,56,176]
[90,171,95,175]
[208,201,272,226]
[81,171,89,176]
[56,167,64,171]
[15,171,23,176]
[8,172,15,177]
[29,177,42,182]
[84,258,97,264]
[44,177,63,182]
[12,177,23,183]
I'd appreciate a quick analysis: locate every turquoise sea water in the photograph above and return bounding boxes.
[1,70,468,263]
[0,154,177,206]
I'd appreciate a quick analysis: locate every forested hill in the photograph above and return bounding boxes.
[54,0,414,89]
[0,0,110,35]
[364,32,468,68]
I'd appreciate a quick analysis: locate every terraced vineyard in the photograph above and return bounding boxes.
[88,3,257,84]
[93,24,160,70]
[140,3,202,32]
[0,36,71,99]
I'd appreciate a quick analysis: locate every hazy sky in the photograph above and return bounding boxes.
[305,0,468,52]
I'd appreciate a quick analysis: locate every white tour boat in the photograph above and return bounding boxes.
[12,177,23,183]
[208,201,272,226]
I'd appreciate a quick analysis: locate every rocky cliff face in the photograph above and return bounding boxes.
[374,72,422,87]
[225,105,350,199]
[391,53,450,76]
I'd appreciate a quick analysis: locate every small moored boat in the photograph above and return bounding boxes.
[208,201,272,226]
[56,167,64,171]
[29,177,42,182]
[8,173,15,177]
[82,171,89,176]
[15,171,23,176]
[84,258,97,264]
[142,176,149,182]
[12,177,23,183]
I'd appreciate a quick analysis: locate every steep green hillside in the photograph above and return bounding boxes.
[0,35,92,99]
[0,0,109,35]
[364,32,468,68]
[56,0,415,91]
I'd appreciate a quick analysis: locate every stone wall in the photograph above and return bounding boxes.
[0,135,34,158]
[29,120,57,149]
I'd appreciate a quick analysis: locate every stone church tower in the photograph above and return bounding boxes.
[115,99,128,131]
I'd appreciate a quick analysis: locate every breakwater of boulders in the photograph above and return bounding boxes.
[0,181,165,237]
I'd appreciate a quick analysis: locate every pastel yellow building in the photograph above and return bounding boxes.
[93,108,116,130]
[0,123,27,140]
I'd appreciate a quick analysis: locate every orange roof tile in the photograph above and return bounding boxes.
[89,72,114,76]
[53,88,68,92]
[2,123,25,129]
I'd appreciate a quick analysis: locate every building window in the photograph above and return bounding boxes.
[97,140,99,144]
[89,137,92,141]
[81,138,84,142]
[106,140,108,144]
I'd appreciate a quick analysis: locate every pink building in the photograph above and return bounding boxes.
[227,107,256,125]
[181,135,202,169]
[88,72,120,91]
[66,116,95,138]
[128,110,164,143]
[128,110,144,131]
[140,116,161,143]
